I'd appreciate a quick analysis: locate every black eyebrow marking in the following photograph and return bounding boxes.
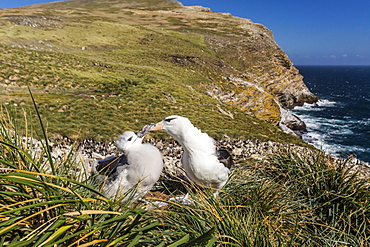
[128,136,133,141]
[164,117,176,122]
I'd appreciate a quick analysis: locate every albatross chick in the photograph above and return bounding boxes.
[93,124,163,202]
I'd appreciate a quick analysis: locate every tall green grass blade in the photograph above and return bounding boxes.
[28,218,66,246]
[44,225,74,247]
[0,203,66,235]
[167,234,190,247]
[179,228,215,247]
[27,86,55,175]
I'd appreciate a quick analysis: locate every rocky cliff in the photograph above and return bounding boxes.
[166,4,319,132]
[0,0,318,141]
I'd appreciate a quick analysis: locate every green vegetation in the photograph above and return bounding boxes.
[166,153,370,246]
[0,0,313,144]
[1,99,369,246]
[0,40,305,144]
[2,2,365,244]
[0,107,214,246]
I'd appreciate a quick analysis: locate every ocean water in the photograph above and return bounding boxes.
[291,66,370,163]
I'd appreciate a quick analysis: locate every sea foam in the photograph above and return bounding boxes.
[291,98,355,157]
[294,65,370,163]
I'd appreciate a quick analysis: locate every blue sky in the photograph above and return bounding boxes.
[1,0,369,65]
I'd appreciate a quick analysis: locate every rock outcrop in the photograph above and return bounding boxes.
[115,1,319,131]
[191,10,319,130]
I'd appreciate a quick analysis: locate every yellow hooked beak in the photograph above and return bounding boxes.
[149,121,164,131]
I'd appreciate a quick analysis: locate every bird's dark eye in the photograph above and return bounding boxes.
[165,117,176,122]
[128,136,133,141]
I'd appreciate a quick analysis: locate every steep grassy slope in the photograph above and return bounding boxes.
[0,0,312,146]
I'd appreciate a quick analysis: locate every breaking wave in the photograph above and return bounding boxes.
[293,65,370,163]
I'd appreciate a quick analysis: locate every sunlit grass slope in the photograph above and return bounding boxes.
[0,39,305,145]
[0,0,309,146]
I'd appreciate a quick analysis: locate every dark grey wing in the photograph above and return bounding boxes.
[96,155,129,176]
[216,149,235,170]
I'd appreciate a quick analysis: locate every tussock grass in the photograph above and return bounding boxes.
[0,103,215,246]
[157,152,370,246]
[261,150,370,245]
[1,97,370,246]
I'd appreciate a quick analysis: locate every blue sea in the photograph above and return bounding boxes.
[292,66,370,163]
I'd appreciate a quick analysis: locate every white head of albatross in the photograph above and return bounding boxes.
[149,115,232,195]
[115,130,144,152]
[94,127,163,202]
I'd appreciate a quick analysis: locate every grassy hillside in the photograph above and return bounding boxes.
[0,0,309,146]
[0,2,369,246]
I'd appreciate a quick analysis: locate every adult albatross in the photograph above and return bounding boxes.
[149,115,233,196]
[93,124,163,202]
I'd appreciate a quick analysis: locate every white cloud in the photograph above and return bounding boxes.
[342,54,348,57]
